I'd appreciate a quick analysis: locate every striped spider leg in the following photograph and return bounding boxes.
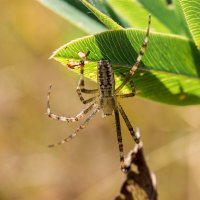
[76,51,98,104]
[46,15,151,173]
[115,15,151,94]
[47,51,99,146]
[47,84,100,146]
[114,15,151,172]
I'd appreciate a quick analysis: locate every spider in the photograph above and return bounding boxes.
[47,15,151,173]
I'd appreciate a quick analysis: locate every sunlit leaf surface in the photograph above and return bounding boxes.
[51,29,200,105]
[179,0,200,48]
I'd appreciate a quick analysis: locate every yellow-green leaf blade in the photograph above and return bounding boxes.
[179,0,200,48]
[37,0,107,33]
[51,29,200,105]
[108,0,170,33]
[137,0,191,37]
[80,0,122,30]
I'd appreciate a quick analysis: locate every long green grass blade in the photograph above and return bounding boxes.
[80,0,122,30]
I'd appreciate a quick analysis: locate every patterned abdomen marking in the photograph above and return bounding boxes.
[97,60,115,116]
[97,60,115,98]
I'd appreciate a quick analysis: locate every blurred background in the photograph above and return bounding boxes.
[0,1,200,199]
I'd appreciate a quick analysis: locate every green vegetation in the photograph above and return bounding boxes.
[39,0,200,105]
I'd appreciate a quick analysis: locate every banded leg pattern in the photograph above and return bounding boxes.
[76,51,98,103]
[130,15,151,75]
[118,103,140,143]
[114,108,126,172]
[48,106,100,147]
[117,80,136,98]
[115,15,151,93]
[47,84,96,122]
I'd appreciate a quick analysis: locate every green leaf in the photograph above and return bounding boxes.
[37,0,106,33]
[108,0,171,33]
[51,29,200,105]
[137,0,191,37]
[179,0,200,48]
[80,0,122,30]
[38,0,129,33]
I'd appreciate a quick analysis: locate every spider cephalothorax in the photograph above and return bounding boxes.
[47,15,151,172]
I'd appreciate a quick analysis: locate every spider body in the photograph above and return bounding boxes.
[47,15,151,172]
[98,59,116,116]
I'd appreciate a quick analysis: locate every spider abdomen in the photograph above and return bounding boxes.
[97,60,115,97]
[97,59,116,116]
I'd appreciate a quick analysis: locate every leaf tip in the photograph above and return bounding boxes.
[48,53,54,60]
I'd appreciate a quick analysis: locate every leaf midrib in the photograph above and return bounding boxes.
[53,55,199,81]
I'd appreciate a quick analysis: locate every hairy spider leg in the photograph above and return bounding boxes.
[116,80,136,98]
[77,96,97,104]
[114,108,126,172]
[78,51,98,94]
[117,103,140,143]
[47,84,96,122]
[76,51,98,104]
[48,106,100,147]
[115,15,151,93]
